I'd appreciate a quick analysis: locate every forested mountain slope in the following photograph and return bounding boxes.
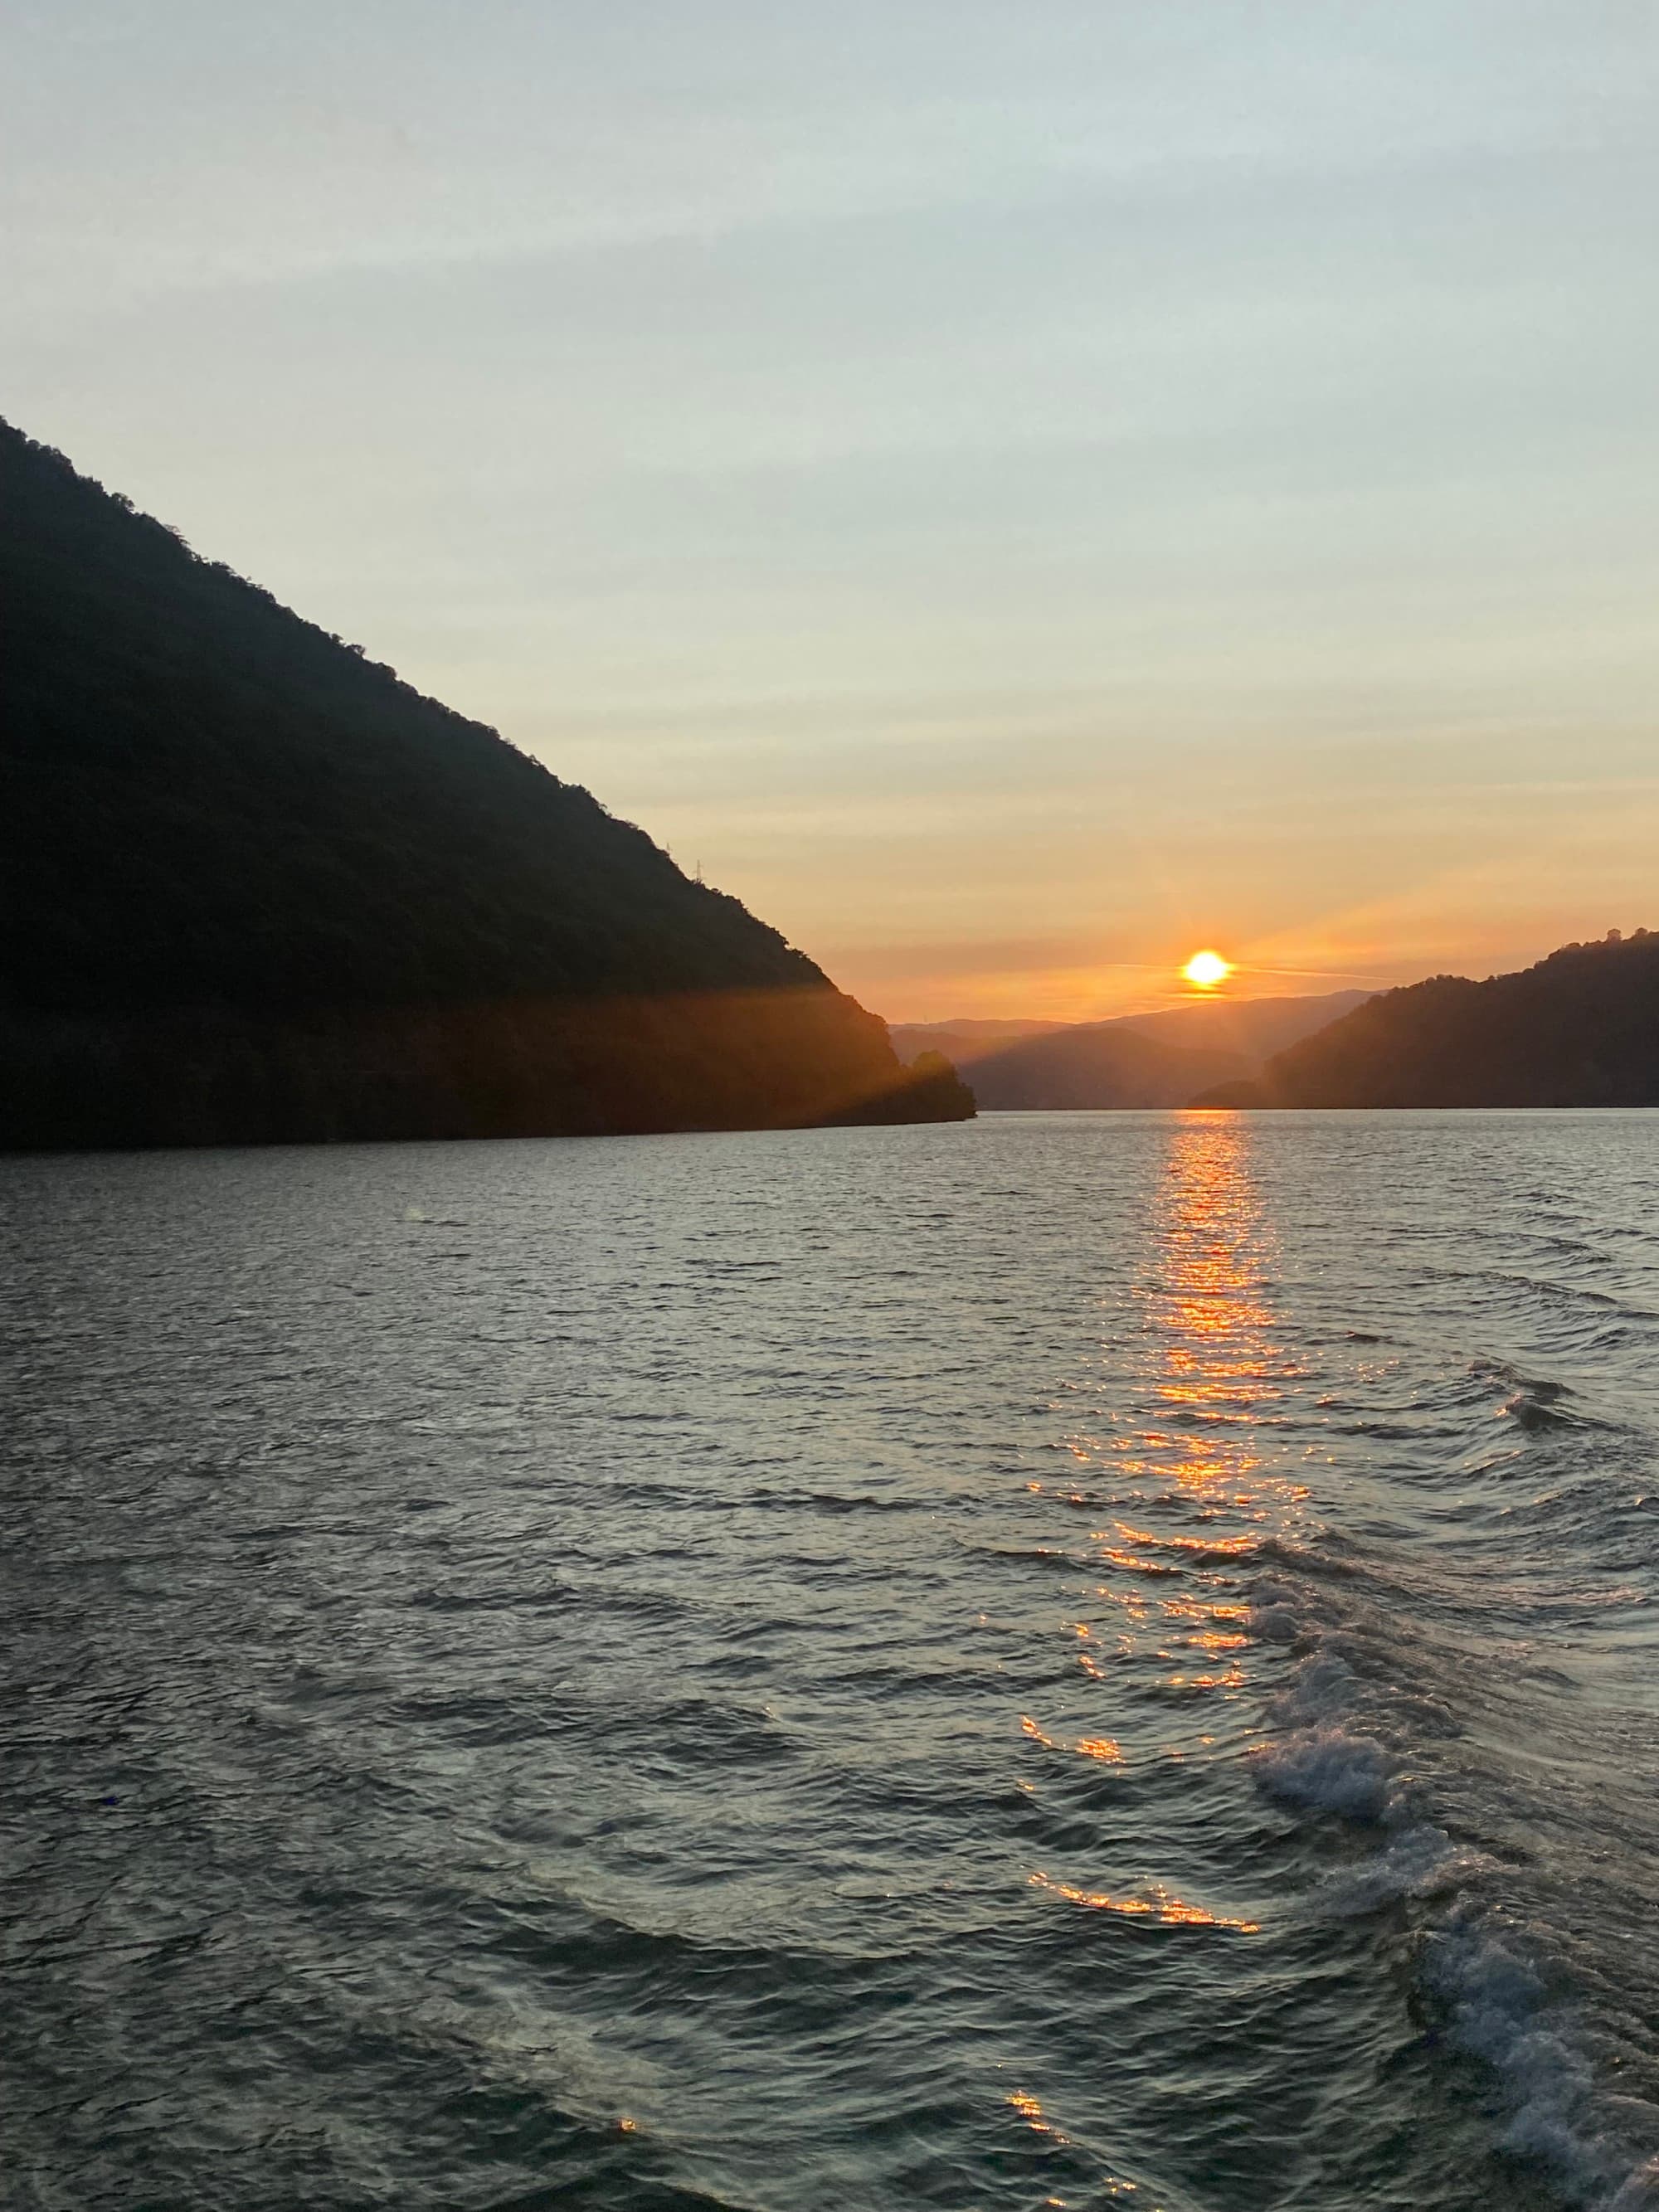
[1196,934,1659,1108]
[0,420,971,1146]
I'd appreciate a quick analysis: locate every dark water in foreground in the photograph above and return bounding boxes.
[3,1111,1658,2212]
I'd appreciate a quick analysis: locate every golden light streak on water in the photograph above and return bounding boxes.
[1029,1871,1261,1934]
[1020,1714,1126,1762]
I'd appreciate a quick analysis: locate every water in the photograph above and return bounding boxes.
[3,1111,1657,2212]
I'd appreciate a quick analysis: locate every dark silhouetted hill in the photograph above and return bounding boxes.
[0,420,972,1148]
[888,991,1371,1108]
[1194,934,1659,1108]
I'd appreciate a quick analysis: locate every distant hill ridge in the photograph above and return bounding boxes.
[888,991,1371,1111]
[0,419,972,1147]
[1196,933,1659,1108]
[942,1026,1249,1112]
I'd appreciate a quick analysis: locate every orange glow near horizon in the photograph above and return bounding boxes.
[1182,949,1233,989]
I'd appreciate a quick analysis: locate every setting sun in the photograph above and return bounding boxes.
[1182,950,1233,989]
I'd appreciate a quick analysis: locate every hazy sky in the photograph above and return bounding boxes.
[5,2,1656,1018]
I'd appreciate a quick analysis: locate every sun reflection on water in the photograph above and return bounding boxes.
[1021,1713,1126,1762]
[1094,1116,1308,1612]
[1029,1870,1261,1934]
[1005,2089,1150,2197]
[1021,1116,1297,1943]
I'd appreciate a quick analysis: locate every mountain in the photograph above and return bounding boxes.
[951,1026,1252,1111]
[0,421,972,1148]
[888,990,1372,1108]
[886,1018,1070,1067]
[1196,933,1659,1108]
[1104,989,1373,1059]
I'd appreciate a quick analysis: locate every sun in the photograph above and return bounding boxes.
[1182,949,1233,989]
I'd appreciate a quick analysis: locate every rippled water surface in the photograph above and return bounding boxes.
[5,1111,1659,2212]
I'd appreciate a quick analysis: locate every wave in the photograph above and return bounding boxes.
[1420,1912,1659,2209]
[1247,1592,1657,2209]
[1254,1719,1399,1821]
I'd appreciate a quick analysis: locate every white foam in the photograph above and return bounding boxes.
[1247,1575,1650,2204]
[1272,1650,1359,1723]
[1329,1821,1490,1912]
[1608,2161,1659,2210]
[1422,1918,1652,2205]
[1253,1723,1399,1821]
[1246,1602,1299,1643]
[1252,1650,1408,1821]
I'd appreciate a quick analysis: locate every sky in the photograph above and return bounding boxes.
[3,1,1657,1020]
